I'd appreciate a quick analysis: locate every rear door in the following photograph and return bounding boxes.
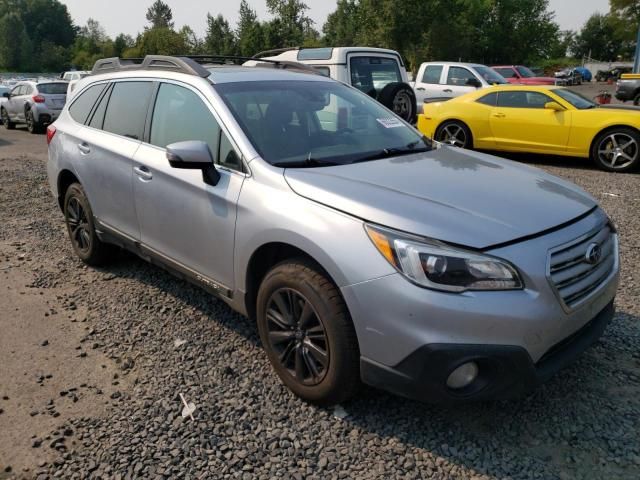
[73,80,153,240]
[413,64,445,104]
[443,66,480,99]
[489,90,571,152]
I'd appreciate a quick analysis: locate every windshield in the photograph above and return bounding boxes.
[37,83,67,94]
[516,66,535,78]
[215,80,431,167]
[475,66,508,85]
[553,88,596,110]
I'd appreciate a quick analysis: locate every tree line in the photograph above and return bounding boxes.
[0,0,637,74]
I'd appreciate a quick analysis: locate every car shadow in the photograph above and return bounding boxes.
[93,249,637,479]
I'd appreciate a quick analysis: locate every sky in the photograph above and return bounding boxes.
[59,0,612,39]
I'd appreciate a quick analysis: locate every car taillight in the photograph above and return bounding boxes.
[46,125,56,145]
[32,95,45,103]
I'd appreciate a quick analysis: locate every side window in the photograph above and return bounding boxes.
[421,65,443,84]
[68,84,107,124]
[150,83,220,156]
[476,92,498,106]
[103,82,153,140]
[494,68,517,78]
[23,85,34,95]
[447,67,477,87]
[497,91,552,109]
[11,85,22,96]
[88,85,111,129]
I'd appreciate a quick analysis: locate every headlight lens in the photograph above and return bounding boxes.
[365,224,523,292]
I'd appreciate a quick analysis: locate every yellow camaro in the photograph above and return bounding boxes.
[417,85,640,172]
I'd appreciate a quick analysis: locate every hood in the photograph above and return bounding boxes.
[284,147,597,249]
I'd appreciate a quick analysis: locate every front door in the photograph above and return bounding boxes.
[442,66,480,99]
[489,90,572,152]
[133,81,245,292]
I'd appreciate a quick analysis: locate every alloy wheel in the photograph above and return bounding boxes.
[597,133,638,170]
[265,288,329,386]
[439,124,467,147]
[66,196,92,254]
[26,111,34,132]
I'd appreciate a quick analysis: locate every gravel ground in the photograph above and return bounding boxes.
[0,126,639,480]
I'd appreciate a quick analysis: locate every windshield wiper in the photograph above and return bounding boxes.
[271,157,341,168]
[350,141,431,164]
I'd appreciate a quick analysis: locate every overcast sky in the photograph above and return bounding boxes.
[59,0,611,38]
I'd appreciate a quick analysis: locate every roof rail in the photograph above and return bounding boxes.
[252,47,301,59]
[91,55,211,78]
[90,53,323,78]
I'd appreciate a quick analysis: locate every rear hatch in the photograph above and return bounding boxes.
[37,82,68,110]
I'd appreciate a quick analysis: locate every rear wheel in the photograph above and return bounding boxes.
[1,108,15,129]
[256,260,360,406]
[64,183,113,265]
[591,128,640,172]
[435,120,472,148]
[26,109,41,134]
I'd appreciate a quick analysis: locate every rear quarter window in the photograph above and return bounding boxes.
[476,92,498,106]
[68,84,107,124]
[37,83,68,95]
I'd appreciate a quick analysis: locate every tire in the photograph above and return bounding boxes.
[435,120,473,149]
[63,183,113,265]
[26,109,42,134]
[634,93,640,107]
[377,82,417,124]
[591,127,640,173]
[1,108,15,129]
[256,260,360,406]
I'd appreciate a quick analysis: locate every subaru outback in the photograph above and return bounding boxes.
[47,55,619,405]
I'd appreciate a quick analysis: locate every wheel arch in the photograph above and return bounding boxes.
[589,124,640,157]
[57,169,80,211]
[243,242,341,322]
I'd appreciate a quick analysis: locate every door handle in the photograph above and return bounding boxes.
[443,89,453,93]
[134,165,153,181]
[492,113,506,118]
[77,143,91,154]
[416,87,425,91]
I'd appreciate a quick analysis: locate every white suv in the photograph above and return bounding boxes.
[412,62,508,105]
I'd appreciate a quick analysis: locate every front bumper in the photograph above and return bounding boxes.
[360,301,614,402]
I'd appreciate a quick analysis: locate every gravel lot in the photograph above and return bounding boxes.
[1,107,639,480]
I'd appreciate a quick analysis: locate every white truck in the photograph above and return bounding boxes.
[412,62,508,106]
[252,47,417,123]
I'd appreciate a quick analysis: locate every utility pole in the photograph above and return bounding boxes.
[634,25,640,73]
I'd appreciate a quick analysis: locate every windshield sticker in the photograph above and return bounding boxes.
[377,117,404,129]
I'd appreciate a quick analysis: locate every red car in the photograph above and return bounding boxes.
[491,65,555,85]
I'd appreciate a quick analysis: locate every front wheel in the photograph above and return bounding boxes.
[591,128,640,172]
[435,120,472,148]
[1,108,15,129]
[256,261,360,406]
[64,183,113,265]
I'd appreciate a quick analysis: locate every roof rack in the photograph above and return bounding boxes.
[252,47,301,59]
[91,56,211,78]
[91,54,323,78]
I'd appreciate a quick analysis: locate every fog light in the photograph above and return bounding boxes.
[446,362,478,390]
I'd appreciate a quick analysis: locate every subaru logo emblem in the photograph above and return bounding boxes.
[585,243,602,265]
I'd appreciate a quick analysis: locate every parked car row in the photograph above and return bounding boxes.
[1,81,68,133]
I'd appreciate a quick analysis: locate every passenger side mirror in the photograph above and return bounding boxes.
[466,78,482,88]
[166,140,220,186]
[544,101,564,112]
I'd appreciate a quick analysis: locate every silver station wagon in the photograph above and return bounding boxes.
[47,55,619,405]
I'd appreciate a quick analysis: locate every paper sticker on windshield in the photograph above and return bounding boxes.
[377,117,404,129]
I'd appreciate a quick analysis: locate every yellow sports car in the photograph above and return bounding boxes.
[417,85,640,172]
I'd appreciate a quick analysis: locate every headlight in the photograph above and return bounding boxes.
[365,224,523,292]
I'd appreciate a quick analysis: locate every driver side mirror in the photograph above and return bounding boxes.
[166,140,220,186]
[2,92,10,98]
[544,101,565,112]
[466,78,482,88]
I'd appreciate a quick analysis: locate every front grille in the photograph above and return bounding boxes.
[548,224,617,310]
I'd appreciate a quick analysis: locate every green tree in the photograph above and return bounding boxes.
[265,0,317,46]
[179,25,203,54]
[609,0,639,59]
[573,13,618,60]
[114,33,135,57]
[323,0,360,46]
[22,0,76,50]
[146,0,174,29]
[137,26,186,55]
[0,11,32,70]
[236,0,265,56]
[204,13,236,55]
